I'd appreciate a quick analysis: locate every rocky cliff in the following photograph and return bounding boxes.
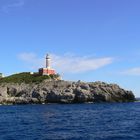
[0,80,135,105]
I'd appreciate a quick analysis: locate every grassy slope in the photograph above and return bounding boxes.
[0,72,58,84]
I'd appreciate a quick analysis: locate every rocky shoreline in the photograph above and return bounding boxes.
[0,80,135,105]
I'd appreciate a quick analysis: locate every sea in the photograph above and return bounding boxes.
[0,102,140,140]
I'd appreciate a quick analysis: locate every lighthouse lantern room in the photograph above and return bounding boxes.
[39,54,56,75]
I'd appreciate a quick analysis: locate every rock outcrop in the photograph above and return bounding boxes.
[0,80,135,105]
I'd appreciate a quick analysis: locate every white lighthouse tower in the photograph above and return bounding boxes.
[39,53,56,75]
[46,54,51,69]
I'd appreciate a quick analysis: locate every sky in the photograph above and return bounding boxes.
[0,0,140,97]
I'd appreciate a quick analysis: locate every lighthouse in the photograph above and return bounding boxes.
[46,54,51,69]
[39,54,56,75]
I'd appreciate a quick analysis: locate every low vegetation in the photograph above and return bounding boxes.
[0,72,60,84]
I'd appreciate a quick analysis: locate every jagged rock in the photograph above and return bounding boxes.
[0,80,135,105]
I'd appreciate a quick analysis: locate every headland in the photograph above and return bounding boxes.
[0,72,135,105]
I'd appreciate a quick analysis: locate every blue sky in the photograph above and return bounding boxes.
[0,0,140,97]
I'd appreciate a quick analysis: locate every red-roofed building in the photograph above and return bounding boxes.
[39,54,56,75]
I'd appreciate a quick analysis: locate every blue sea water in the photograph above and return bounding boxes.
[0,102,140,140]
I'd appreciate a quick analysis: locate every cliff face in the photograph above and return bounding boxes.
[0,80,135,105]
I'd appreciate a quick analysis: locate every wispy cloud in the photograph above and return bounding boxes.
[18,53,44,70]
[51,54,113,73]
[1,0,25,13]
[121,67,140,76]
[18,52,114,74]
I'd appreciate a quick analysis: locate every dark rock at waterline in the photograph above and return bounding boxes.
[0,80,135,105]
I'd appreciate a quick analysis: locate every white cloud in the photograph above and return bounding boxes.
[122,67,140,76]
[18,53,114,74]
[52,54,113,73]
[2,0,25,13]
[18,53,39,63]
[18,52,44,70]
